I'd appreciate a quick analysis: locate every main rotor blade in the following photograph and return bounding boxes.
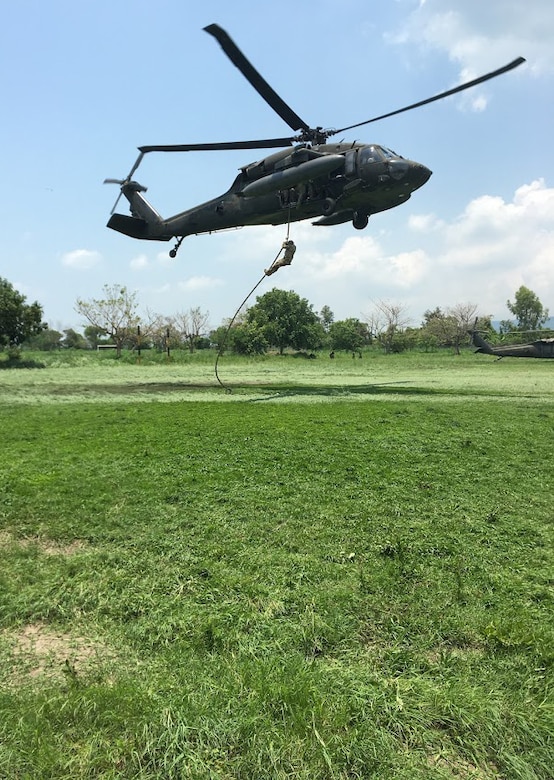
[138,138,296,154]
[204,23,310,133]
[333,57,526,135]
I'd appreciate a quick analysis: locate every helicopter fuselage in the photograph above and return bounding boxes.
[471,330,554,358]
[107,142,432,246]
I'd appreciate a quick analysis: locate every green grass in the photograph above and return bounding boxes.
[1,348,552,405]
[0,352,552,778]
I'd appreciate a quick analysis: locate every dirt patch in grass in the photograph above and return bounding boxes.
[1,534,110,685]
[36,538,86,556]
[6,622,113,685]
[0,531,87,556]
[427,752,501,779]
[425,645,486,665]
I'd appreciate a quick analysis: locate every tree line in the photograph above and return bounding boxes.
[1,277,550,358]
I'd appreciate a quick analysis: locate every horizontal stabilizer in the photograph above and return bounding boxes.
[107,214,170,241]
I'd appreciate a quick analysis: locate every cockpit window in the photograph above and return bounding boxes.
[380,146,403,159]
[360,146,384,164]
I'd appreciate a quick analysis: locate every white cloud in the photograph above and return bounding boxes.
[178,276,224,292]
[390,0,554,79]
[389,249,430,287]
[155,251,177,267]
[414,179,554,314]
[60,249,101,270]
[408,213,445,232]
[311,235,380,279]
[129,254,149,270]
[298,236,430,291]
[440,179,554,265]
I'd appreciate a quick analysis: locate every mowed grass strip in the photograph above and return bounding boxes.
[0,394,552,778]
[1,348,553,404]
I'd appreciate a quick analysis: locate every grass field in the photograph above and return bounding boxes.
[0,351,552,778]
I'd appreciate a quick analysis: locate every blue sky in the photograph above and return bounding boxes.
[1,0,552,333]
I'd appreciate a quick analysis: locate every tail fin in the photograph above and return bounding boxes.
[119,181,163,222]
[469,329,494,354]
[105,181,169,240]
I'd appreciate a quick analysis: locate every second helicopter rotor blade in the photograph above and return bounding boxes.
[138,138,296,154]
[333,57,526,135]
[204,24,310,134]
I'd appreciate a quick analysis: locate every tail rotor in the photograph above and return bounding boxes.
[103,151,145,214]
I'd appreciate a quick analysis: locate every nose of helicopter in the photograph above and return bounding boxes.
[410,162,432,189]
[387,158,432,190]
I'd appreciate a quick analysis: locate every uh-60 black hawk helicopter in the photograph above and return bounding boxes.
[105,24,525,259]
[471,329,554,359]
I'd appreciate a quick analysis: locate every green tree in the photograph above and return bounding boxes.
[418,309,440,350]
[427,303,479,354]
[62,328,88,349]
[83,324,108,349]
[0,277,44,349]
[422,307,443,326]
[75,285,140,357]
[421,303,486,354]
[231,322,268,355]
[498,319,516,335]
[506,286,549,331]
[328,318,369,352]
[247,288,324,354]
[28,328,63,351]
[210,323,232,354]
[424,312,457,349]
[319,305,334,332]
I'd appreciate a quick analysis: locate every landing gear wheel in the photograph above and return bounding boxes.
[353,212,369,230]
[169,236,185,258]
[322,197,336,217]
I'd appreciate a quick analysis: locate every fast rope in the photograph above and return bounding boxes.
[214,227,296,392]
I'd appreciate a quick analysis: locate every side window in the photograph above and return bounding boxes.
[345,149,357,177]
[360,146,378,165]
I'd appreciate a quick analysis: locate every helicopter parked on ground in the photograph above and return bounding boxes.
[471,330,554,359]
[105,24,525,259]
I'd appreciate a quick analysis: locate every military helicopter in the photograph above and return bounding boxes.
[471,330,554,359]
[105,24,525,259]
